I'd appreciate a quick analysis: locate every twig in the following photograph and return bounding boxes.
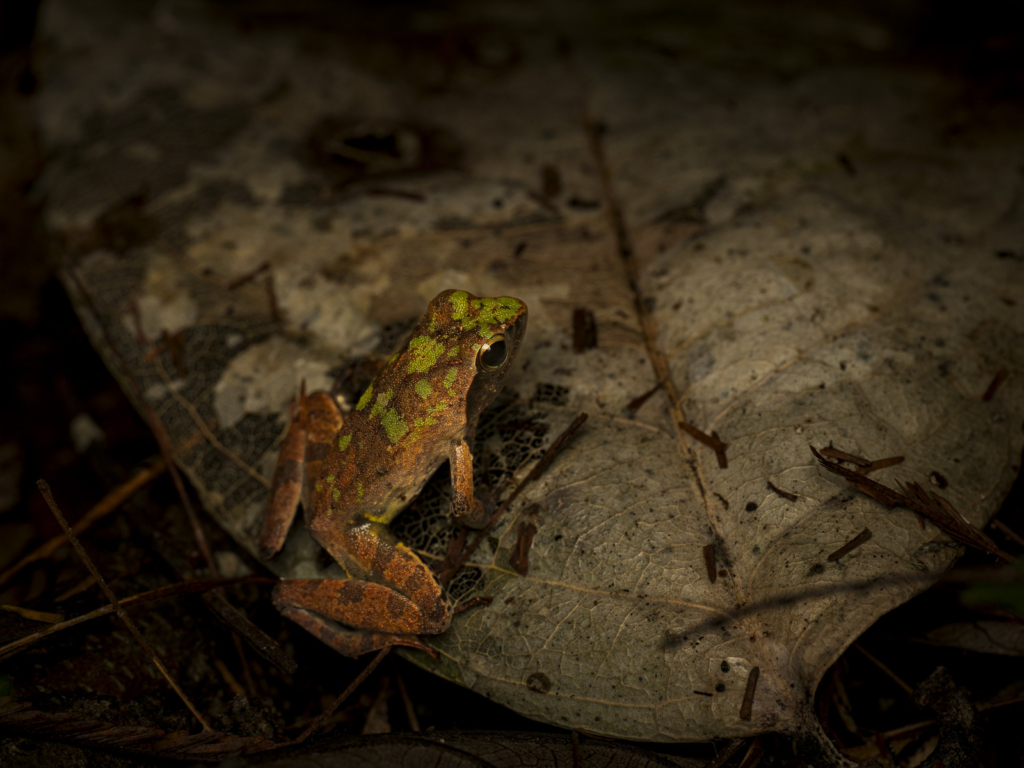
[293,646,391,744]
[0,458,166,589]
[439,413,587,586]
[827,528,873,562]
[991,519,1024,549]
[36,480,212,731]
[739,667,760,720]
[811,446,1013,563]
[0,575,271,659]
[391,656,420,732]
[852,642,913,696]
[702,738,748,768]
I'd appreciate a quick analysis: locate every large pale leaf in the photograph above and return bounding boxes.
[40,0,1024,747]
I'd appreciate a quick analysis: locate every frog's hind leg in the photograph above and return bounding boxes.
[272,521,452,657]
[259,386,343,559]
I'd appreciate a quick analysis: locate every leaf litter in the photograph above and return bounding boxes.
[32,0,1024,755]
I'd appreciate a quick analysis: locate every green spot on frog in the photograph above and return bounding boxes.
[356,382,374,411]
[381,408,410,444]
[451,292,522,331]
[332,488,341,501]
[338,434,351,451]
[447,346,459,357]
[449,290,470,320]
[370,390,393,417]
[325,474,335,484]
[414,379,432,399]
[315,481,323,493]
[407,335,444,373]
[356,482,364,500]
[443,368,458,394]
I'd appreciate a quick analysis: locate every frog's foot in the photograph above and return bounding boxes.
[273,576,451,654]
[278,605,438,659]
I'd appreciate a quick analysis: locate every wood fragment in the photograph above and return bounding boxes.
[991,519,1024,548]
[701,738,747,768]
[811,446,1013,563]
[739,667,760,721]
[857,455,905,474]
[827,528,872,562]
[703,543,717,583]
[766,480,797,502]
[738,739,765,768]
[982,368,1008,401]
[293,646,390,744]
[819,446,871,466]
[227,261,269,289]
[572,308,597,353]
[36,481,213,732]
[509,521,538,576]
[677,420,729,468]
[0,605,63,623]
[391,657,420,732]
[854,642,914,695]
[624,381,662,415]
[0,458,166,590]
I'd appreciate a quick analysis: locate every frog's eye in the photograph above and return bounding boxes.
[477,335,509,372]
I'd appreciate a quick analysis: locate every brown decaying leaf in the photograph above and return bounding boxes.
[47,2,1024,748]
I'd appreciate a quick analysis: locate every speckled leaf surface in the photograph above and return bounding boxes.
[40,0,1024,745]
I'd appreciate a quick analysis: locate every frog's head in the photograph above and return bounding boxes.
[426,288,528,424]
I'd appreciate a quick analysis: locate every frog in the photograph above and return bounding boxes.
[259,289,528,657]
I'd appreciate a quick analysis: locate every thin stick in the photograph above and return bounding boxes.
[391,656,420,732]
[853,642,913,696]
[0,458,165,589]
[0,576,272,659]
[440,413,587,585]
[991,519,1024,548]
[36,480,212,731]
[702,738,747,768]
[293,647,390,744]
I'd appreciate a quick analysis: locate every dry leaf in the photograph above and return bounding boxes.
[41,0,1024,750]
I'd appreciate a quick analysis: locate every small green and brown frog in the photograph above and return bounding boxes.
[260,289,527,657]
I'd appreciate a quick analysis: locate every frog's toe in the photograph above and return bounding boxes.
[278,604,438,659]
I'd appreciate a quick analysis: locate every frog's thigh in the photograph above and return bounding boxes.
[277,520,451,634]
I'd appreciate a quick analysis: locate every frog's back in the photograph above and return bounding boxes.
[312,289,527,528]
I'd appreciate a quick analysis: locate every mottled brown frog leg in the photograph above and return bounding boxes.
[450,439,489,529]
[273,522,451,658]
[259,386,343,559]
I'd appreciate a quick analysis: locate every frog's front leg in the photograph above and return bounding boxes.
[272,519,451,658]
[450,439,490,529]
